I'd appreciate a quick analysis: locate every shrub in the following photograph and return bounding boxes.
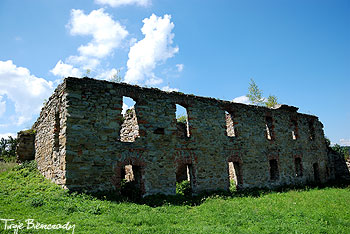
[176,115,187,124]
[176,180,192,196]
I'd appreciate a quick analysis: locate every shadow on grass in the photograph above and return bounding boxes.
[85,179,350,208]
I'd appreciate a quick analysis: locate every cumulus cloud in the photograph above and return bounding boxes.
[124,14,179,85]
[95,68,120,80]
[69,9,128,58]
[0,132,16,139]
[51,9,128,78]
[232,95,251,105]
[340,139,350,146]
[0,60,53,126]
[50,60,83,78]
[162,86,178,92]
[95,0,150,7]
[176,64,184,72]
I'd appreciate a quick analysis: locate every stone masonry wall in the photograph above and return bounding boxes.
[31,82,68,187]
[31,77,333,196]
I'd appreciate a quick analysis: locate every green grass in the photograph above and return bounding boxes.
[1,162,350,233]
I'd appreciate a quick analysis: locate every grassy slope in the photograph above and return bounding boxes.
[0,162,350,234]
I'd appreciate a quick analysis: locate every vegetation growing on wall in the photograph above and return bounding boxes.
[247,78,279,108]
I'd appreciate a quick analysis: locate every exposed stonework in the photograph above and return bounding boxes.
[16,77,347,196]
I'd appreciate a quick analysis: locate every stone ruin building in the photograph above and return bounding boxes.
[16,77,350,196]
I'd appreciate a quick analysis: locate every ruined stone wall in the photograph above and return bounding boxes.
[31,82,67,186]
[16,130,35,162]
[32,77,332,196]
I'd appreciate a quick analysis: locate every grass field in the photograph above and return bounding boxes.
[1,161,350,234]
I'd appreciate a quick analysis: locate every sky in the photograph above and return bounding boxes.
[0,0,349,145]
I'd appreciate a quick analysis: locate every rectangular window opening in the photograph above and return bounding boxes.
[269,159,279,181]
[265,116,274,140]
[120,96,139,142]
[291,119,298,140]
[225,111,236,137]
[153,127,165,135]
[176,104,190,138]
[228,161,242,191]
[308,120,315,141]
[54,111,60,152]
[294,157,303,177]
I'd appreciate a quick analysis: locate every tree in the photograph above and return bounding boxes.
[331,144,350,160]
[177,114,187,124]
[110,69,122,83]
[265,95,278,108]
[246,78,264,105]
[0,136,17,160]
[246,78,279,108]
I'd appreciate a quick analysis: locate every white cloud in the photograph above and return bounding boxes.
[51,9,128,79]
[0,60,53,126]
[96,68,120,80]
[145,76,163,86]
[124,14,179,85]
[0,132,16,139]
[176,64,184,72]
[66,56,100,71]
[162,86,178,92]
[95,0,150,7]
[340,139,350,146]
[68,8,128,58]
[50,60,83,78]
[0,96,5,117]
[232,95,251,105]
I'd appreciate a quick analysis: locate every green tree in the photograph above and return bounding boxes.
[0,136,17,160]
[246,78,279,108]
[331,144,350,160]
[177,114,187,124]
[110,69,122,83]
[247,78,264,105]
[265,95,278,108]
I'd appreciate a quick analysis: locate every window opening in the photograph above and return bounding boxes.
[120,97,139,142]
[294,157,303,177]
[54,111,60,152]
[265,116,274,140]
[308,119,315,140]
[176,104,190,137]
[154,128,165,135]
[225,111,236,137]
[291,119,298,140]
[269,159,279,181]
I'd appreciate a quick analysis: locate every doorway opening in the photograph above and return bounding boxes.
[176,163,193,195]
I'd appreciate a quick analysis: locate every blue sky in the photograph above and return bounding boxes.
[0,0,349,145]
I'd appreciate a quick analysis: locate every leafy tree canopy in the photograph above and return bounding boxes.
[246,78,279,108]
